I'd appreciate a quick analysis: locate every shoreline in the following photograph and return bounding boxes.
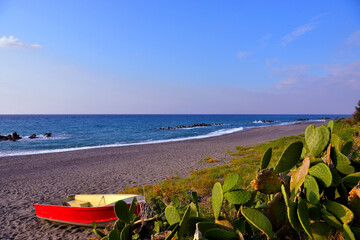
[0,120,326,158]
[0,121,327,239]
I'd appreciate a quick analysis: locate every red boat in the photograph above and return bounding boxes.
[34,194,145,227]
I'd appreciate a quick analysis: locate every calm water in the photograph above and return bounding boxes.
[0,114,348,156]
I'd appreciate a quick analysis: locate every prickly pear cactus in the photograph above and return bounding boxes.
[327,120,334,134]
[332,148,355,174]
[114,200,131,224]
[165,205,180,226]
[342,141,353,156]
[321,208,342,229]
[224,189,252,205]
[251,169,282,194]
[310,222,332,240]
[305,125,330,157]
[212,182,223,220]
[260,147,272,170]
[304,175,320,204]
[290,156,310,199]
[204,228,238,240]
[223,173,242,193]
[274,141,303,173]
[297,198,314,239]
[241,206,274,239]
[308,163,332,187]
[323,200,354,224]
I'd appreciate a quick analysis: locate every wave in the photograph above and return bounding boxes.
[0,118,328,157]
[19,134,70,142]
[0,127,245,157]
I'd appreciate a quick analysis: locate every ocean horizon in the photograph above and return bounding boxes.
[0,114,349,157]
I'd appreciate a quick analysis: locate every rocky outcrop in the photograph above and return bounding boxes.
[0,132,22,141]
[29,134,37,139]
[159,123,222,130]
[294,118,310,121]
[0,132,52,141]
[259,120,275,123]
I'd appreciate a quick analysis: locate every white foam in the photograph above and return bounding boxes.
[0,127,245,157]
[0,119,328,157]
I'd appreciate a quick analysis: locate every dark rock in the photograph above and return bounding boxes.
[0,135,10,141]
[12,132,22,140]
[159,123,223,130]
[321,117,330,120]
[29,134,37,139]
[295,118,310,121]
[44,133,52,137]
[261,120,275,123]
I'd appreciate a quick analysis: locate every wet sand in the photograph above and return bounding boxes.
[0,122,325,239]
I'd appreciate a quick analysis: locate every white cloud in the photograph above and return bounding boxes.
[0,36,42,49]
[346,30,360,46]
[281,22,318,46]
[237,51,251,59]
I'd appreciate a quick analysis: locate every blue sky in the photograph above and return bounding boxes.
[0,0,359,114]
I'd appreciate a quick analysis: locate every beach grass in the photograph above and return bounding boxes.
[120,119,360,217]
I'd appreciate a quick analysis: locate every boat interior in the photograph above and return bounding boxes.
[62,194,143,208]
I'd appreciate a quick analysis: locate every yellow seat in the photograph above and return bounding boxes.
[67,200,91,207]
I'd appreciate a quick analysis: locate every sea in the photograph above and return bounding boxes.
[0,114,349,157]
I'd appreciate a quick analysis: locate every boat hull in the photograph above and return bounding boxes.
[34,195,144,227]
[34,204,120,227]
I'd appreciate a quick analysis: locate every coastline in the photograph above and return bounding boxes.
[0,120,327,157]
[0,121,327,239]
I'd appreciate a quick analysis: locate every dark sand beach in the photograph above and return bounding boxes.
[0,122,326,239]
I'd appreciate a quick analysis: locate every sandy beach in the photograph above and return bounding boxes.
[0,122,326,240]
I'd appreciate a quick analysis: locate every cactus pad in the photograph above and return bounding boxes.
[274,141,303,173]
[308,163,332,187]
[114,200,130,224]
[266,193,286,230]
[178,206,191,237]
[290,156,310,199]
[310,222,332,240]
[165,205,181,226]
[304,175,320,204]
[327,120,334,134]
[305,125,330,157]
[108,229,121,240]
[343,224,356,240]
[297,198,314,239]
[204,228,238,240]
[323,200,354,224]
[348,183,360,219]
[342,172,360,188]
[212,182,223,220]
[321,208,342,229]
[241,206,274,239]
[224,189,252,205]
[330,134,341,151]
[332,148,355,174]
[223,173,242,193]
[342,141,353,156]
[251,169,282,194]
[260,147,272,170]
[129,197,137,216]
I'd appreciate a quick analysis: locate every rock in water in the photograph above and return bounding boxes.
[44,133,52,137]
[12,132,22,140]
[29,134,37,139]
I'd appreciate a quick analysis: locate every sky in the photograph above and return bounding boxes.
[0,0,359,114]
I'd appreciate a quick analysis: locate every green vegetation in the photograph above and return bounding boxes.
[353,100,360,122]
[93,119,360,239]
